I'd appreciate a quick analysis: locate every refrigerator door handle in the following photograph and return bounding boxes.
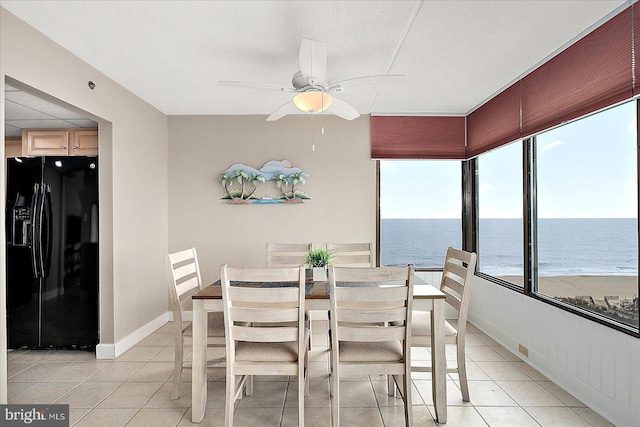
[30,183,42,279]
[42,184,53,277]
[35,183,46,279]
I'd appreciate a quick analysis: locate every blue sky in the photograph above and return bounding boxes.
[380,100,638,219]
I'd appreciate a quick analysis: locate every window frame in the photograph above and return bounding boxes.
[376,100,640,338]
[375,160,464,271]
[472,101,640,337]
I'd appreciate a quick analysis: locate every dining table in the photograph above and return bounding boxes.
[191,273,448,424]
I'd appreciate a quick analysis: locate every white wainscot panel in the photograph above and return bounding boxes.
[467,275,640,427]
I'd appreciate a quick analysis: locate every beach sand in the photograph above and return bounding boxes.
[499,275,638,300]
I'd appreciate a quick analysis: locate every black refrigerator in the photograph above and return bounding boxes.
[6,156,99,349]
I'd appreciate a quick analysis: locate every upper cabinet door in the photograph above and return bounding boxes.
[22,129,98,157]
[23,129,69,156]
[71,129,98,156]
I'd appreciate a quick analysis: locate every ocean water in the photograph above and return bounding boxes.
[380,218,638,276]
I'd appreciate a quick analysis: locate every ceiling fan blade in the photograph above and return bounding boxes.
[299,38,327,85]
[219,81,296,92]
[329,74,405,92]
[266,101,301,121]
[326,97,360,121]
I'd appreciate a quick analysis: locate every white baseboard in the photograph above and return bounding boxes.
[95,343,115,360]
[96,311,172,360]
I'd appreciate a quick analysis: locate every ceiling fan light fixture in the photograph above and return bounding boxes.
[293,91,333,114]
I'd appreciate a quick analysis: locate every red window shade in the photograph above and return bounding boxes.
[521,8,633,138]
[370,116,466,160]
[467,82,521,158]
[634,6,640,93]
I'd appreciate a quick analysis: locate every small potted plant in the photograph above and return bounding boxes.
[303,247,335,281]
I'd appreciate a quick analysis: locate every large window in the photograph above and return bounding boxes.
[379,160,461,268]
[535,101,638,328]
[477,142,524,285]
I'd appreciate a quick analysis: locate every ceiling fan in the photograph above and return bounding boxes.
[219,38,404,121]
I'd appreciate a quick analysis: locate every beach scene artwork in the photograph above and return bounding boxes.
[218,159,310,204]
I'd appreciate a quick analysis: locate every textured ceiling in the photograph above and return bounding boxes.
[0,0,630,119]
[4,83,98,137]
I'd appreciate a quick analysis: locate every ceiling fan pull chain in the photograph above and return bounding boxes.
[320,92,324,135]
[312,114,315,151]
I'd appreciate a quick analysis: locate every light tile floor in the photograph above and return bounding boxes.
[7,320,615,427]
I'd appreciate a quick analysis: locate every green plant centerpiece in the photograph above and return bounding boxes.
[303,247,336,268]
[304,247,335,282]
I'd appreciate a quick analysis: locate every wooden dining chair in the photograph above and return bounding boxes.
[266,242,312,267]
[221,265,309,427]
[326,242,374,267]
[165,247,225,400]
[328,264,414,427]
[410,246,477,401]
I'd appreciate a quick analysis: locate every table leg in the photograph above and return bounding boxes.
[192,299,207,423]
[431,299,447,423]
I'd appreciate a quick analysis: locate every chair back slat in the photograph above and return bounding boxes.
[339,325,406,342]
[173,262,197,281]
[327,242,374,267]
[444,291,462,311]
[328,242,371,252]
[230,307,299,323]
[227,287,300,303]
[266,243,312,267]
[269,255,307,267]
[337,306,407,323]
[232,326,299,342]
[168,247,198,264]
[442,275,465,299]
[332,264,407,282]
[175,276,200,298]
[335,285,409,303]
[445,262,467,282]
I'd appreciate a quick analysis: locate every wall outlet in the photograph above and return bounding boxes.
[518,344,529,357]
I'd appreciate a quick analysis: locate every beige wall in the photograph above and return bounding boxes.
[1,7,169,399]
[167,115,376,284]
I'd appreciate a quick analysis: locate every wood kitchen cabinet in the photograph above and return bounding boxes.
[4,137,22,158]
[71,129,99,156]
[22,129,98,156]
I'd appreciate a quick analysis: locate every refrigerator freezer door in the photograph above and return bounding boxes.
[7,156,99,349]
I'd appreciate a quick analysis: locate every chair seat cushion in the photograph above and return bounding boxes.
[234,326,309,362]
[183,311,225,337]
[411,311,457,337]
[338,340,403,362]
[235,340,299,362]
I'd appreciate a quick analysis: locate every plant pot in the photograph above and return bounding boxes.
[312,266,327,282]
